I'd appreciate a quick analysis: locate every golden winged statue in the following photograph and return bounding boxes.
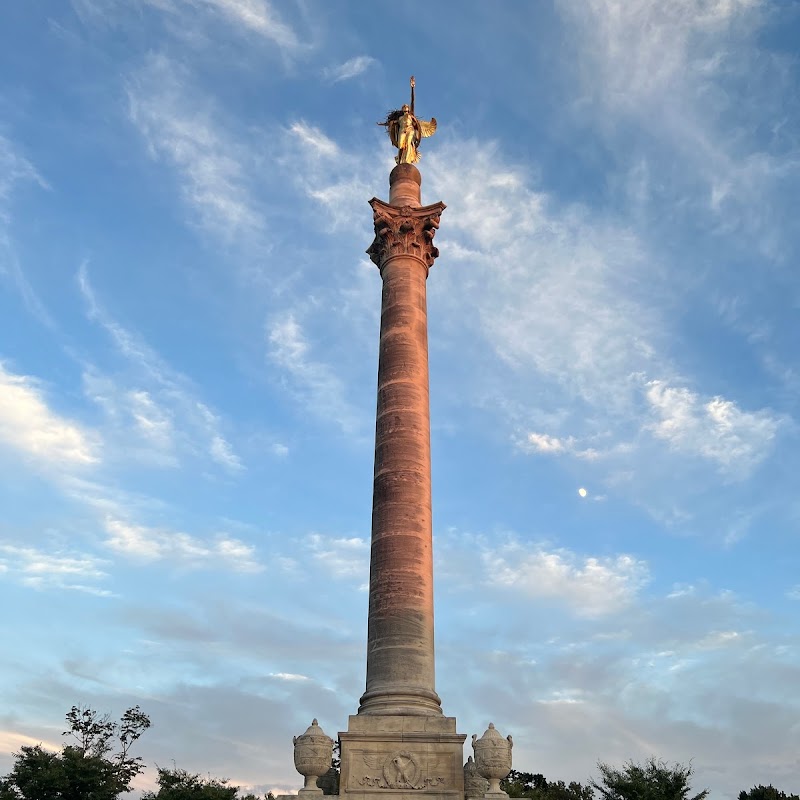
[378,76,437,164]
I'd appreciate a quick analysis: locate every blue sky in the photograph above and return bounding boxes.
[1,1,799,797]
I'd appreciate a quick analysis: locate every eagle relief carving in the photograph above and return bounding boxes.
[356,751,447,790]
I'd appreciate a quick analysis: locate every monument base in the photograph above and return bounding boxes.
[339,714,466,800]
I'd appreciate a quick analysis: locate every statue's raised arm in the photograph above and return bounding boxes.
[378,76,437,165]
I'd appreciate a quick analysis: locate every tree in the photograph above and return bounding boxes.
[591,758,708,800]
[140,767,240,799]
[317,740,340,796]
[739,786,800,800]
[1,705,150,800]
[503,770,594,800]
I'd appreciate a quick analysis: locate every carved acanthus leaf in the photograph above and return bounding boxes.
[366,199,445,271]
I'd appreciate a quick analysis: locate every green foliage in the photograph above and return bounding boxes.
[1,706,150,800]
[317,740,340,796]
[591,758,708,800]
[139,766,271,799]
[739,786,800,800]
[502,770,594,800]
[140,766,239,799]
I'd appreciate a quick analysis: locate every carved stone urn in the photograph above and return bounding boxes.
[293,719,333,796]
[464,754,490,799]
[472,723,513,799]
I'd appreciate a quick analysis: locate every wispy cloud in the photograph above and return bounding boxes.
[0,135,55,328]
[0,135,49,217]
[195,0,303,51]
[0,544,112,595]
[523,432,600,461]
[77,262,243,473]
[103,517,262,572]
[127,54,265,245]
[83,371,177,467]
[74,0,306,54]
[0,362,100,467]
[482,541,649,617]
[287,121,340,160]
[266,313,360,435]
[644,380,781,478]
[560,0,759,111]
[197,403,244,472]
[307,533,368,583]
[427,141,663,413]
[282,120,376,231]
[558,0,799,256]
[418,136,792,530]
[322,56,375,83]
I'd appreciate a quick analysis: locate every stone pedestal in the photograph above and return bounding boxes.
[340,715,465,800]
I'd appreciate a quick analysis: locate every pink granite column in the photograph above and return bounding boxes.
[358,164,445,717]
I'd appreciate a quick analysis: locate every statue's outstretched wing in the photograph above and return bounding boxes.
[418,117,437,138]
[378,109,404,148]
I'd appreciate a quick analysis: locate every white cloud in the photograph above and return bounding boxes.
[197,404,244,472]
[416,139,790,527]
[523,432,601,461]
[74,0,304,54]
[427,142,663,414]
[560,0,758,111]
[526,432,567,453]
[78,264,244,473]
[197,0,302,50]
[0,135,49,219]
[482,542,649,617]
[266,313,360,434]
[287,121,340,160]
[129,390,174,448]
[0,136,55,328]
[268,672,310,682]
[0,731,62,755]
[558,0,797,256]
[127,54,264,244]
[693,629,744,650]
[0,545,112,594]
[281,121,376,231]
[209,434,243,472]
[103,517,262,572]
[307,533,368,582]
[645,379,781,478]
[0,545,108,579]
[0,363,100,467]
[323,56,376,83]
[84,371,177,466]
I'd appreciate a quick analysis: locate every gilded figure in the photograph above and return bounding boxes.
[378,76,437,164]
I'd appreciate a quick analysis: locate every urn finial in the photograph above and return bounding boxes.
[293,719,333,797]
[472,723,513,799]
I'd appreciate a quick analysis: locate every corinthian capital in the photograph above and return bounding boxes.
[366,199,446,272]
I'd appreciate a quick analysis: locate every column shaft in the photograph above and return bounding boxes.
[359,165,445,716]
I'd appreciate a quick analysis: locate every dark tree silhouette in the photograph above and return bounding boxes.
[1,705,150,800]
[591,758,708,800]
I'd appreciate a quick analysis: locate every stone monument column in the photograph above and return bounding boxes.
[337,162,465,800]
[358,163,444,718]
